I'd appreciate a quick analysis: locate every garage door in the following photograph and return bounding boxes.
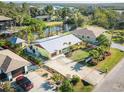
[11,67,25,78]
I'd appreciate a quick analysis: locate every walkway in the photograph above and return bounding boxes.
[93,58,124,92]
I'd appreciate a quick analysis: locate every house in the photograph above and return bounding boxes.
[0,49,30,81]
[33,34,82,58]
[35,15,50,21]
[8,37,26,47]
[0,16,14,34]
[72,26,107,44]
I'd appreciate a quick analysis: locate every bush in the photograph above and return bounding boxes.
[71,75,80,85]
[59,79,74,92]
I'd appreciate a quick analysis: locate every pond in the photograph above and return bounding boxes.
[44,24,75,36]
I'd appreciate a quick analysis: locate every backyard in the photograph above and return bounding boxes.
[95,48,124,72]
[70,49,89,62]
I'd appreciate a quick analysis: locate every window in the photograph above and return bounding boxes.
[87,36,90,38]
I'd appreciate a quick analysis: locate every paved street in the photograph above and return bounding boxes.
[111,42,124,51]
[45,56,105,85]
[93,58,124,92]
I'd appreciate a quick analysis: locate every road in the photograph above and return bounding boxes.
[111,42,124,51]
[93,58,124,92]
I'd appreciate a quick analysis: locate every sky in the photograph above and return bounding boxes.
[1,0,124,3]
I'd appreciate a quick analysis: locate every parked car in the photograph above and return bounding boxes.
[16,76,33,91]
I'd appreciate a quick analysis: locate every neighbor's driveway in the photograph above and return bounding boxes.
[12,71,55,92]
[45,56,105,85]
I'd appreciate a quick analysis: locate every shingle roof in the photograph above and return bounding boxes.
[0,49,30,73]
[34,34,82,53]
[0,16,12,21]
[72,26,107,38]
[9,37,25,44]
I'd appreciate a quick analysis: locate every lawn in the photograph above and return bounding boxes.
[33,46,49,58]
[73,80,93,92]
[70,49,89,62]
[96,48,124,72]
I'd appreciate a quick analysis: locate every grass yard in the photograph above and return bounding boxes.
[96,48,124,72]
[34,46,49,58]
[70,49,89,62]
[73,80,93,92]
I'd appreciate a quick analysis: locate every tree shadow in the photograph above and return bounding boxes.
[71,62,85,72]
[40,82,54,91]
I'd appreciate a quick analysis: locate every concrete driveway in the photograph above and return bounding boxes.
[12,71,55,92]
[45,56,105,85]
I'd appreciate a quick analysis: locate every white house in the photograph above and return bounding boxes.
[33,34,82,58]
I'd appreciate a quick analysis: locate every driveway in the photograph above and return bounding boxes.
[12,71,55,92]
[111,42,124,51]
[45,56,105,85]
[93,58,124,92]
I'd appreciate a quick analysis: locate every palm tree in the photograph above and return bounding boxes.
[89,49,100,63]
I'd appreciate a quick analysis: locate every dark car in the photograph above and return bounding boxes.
[16,76,33,91]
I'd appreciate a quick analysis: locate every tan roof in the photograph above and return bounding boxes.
[0,49,30,73]
[86,26,107,37]
[0,16,12,21]
[72,26,107,38]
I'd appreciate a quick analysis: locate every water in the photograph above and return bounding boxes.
[44,24,74,36]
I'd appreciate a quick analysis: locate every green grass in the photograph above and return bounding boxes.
[33,46,49,58]
[96,48,124,71]
[70,49,89,61]
[73,80,93,92]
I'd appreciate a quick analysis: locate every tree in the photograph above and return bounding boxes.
[51,73,64,84]
[44,5,54,16]
[0,40,6,47]
[59,79,74,92]
[71,75,80,85]
[22,2,29,14]
[1,82,15,92]
[89,49,100,62]
[29,7,39,17]
[97,34,111,51]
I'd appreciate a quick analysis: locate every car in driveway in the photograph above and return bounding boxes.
[16,76,33,91]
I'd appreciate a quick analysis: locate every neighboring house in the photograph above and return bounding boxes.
[8,37,26,47]
[35,15,50,21]
[33,34,82,58]
[0,16,14,34]
[0,49,30,81]
[72,26,107,44]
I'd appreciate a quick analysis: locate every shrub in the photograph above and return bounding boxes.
[59,79,74,92]
[71,75,80,85]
